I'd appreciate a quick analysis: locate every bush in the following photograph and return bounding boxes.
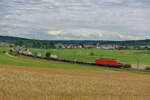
[3,51,6,53]
[90,52,94,56]
[145,67,150,71]
[120,63,124,67]
[121,64,132,68]
[45,52,51,58]
[9,49,13,53]
[9,51,19,56]
[9,45,14,47]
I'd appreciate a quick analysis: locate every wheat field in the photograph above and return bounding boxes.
[0,65,150,100]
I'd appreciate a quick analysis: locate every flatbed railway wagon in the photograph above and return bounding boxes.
[95,58,121,67]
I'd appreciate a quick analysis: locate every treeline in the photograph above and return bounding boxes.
[1,36,150,46]
[54,40,150,46]
[15,40,55,49]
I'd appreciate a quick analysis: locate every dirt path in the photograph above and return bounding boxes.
[5,52,16,58]
[0,65,150,100]
[132,63,150,69]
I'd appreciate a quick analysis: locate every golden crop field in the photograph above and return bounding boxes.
[0,65,150,100]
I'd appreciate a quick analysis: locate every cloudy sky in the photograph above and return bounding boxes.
[0,0,150,40]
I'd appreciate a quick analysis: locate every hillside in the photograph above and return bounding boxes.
[0,35,150,46]
[0,44,150,100]
[0,36,30,43]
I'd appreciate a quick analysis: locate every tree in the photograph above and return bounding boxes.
[36,41,41,48]
[45,52,51,58]
[144,46,149,50]
[48,41,55,49]
[56,43,63,48]
[135,45,140,50]
[90,52,94,56]
[32,41,42,48]
[9,44,14,47]
[15,40,24,46]
[32,41,37,48]
[42,42,48,49]
[24,42,28,48]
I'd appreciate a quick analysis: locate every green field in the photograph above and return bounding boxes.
[30,48,150,66]
[0,46,120,71]
[1,46,150,70]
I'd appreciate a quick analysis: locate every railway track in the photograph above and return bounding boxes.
[18,53,150,73]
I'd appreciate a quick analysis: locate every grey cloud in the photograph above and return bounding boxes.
[0,0,149,40]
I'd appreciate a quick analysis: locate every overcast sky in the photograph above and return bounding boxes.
[0,0,150,40]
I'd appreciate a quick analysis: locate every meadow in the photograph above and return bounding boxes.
[0,46,150,99]
[0,46,119,72]
[30,48,150,69]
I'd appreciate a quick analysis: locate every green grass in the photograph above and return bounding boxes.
[30,48,150,65]
[0,46,10,53]
[0,46,150,74]
[0,47,121,71]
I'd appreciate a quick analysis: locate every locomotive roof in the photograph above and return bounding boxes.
[97,58,117,60]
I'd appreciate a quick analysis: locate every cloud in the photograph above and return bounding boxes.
[48,30,63,35]
[0,0,149,40]
[47,29,103,40]
[118,33,150,40]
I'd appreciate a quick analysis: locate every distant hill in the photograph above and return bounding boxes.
[0,36,30,43]
[0,35,150,46]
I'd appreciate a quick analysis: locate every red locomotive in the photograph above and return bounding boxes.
[95,58,121,66]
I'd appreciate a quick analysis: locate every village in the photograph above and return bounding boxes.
[1,41,150,50]
[56,43,121,49]
[55,42,150,50]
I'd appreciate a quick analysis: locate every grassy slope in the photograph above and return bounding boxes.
[30,48,150,65]
[0,47,120,71]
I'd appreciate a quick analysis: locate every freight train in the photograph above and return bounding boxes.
[17,50,121,67]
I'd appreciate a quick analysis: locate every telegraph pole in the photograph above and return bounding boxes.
[137,58,140,69]
[135,40,140,69]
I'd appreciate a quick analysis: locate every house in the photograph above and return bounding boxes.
[66,45,72,48]
[115,45,121,49]
[61,45,66,49]
[83,44,96,48]
[50,54,57,59]
[83,44,89,48]
[72,45,82,48]
[127,46,134,50]
[103,46,115,49]
[100,44,115,49]
[96,42,100,48]
[55,45,60,49]
[77,45,82,48]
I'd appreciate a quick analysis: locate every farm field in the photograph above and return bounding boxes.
[30,48,150,69]
[0,65,150,100]
[0,47,150,99]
